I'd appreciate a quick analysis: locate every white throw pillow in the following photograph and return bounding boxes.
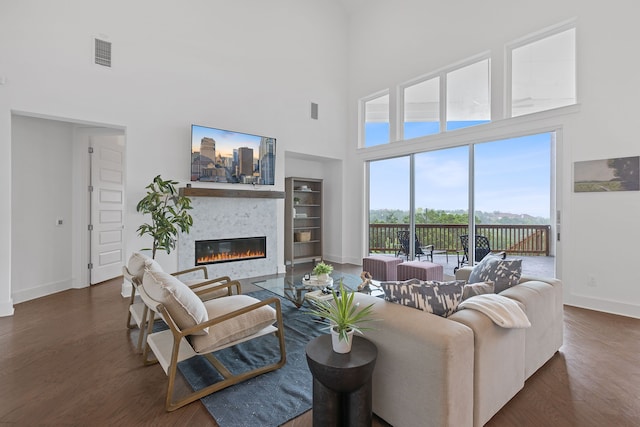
[142,269,208,335]
[127,252,153,282]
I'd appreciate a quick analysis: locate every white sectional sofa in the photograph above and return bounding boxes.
[352,267,563,427]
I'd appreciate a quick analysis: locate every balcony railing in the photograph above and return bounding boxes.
[369,223,550,256]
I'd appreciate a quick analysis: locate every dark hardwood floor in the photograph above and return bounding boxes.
[1,265,638,426]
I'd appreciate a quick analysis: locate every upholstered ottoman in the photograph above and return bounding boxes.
[363,255,404,281]
[396,260,443,281]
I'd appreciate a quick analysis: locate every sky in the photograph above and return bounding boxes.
[369,128,552,218]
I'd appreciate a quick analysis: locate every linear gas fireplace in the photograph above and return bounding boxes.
[195,236,266,265]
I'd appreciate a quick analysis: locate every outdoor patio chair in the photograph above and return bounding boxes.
[140,268,286,411]
[455,234,506,271]
[124,251,240,354]
[396,230,435,261]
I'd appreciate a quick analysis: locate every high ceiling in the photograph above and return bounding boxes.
[335,0,368,15]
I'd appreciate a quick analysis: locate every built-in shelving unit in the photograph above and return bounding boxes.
[285,177,322,265]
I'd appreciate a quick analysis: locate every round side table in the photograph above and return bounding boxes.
[305,335,377,427]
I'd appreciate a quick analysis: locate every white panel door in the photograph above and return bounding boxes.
[90,135,125,284]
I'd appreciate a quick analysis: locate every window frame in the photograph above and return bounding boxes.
[359,89,391,148]
[397,52,492,141]
[505,19,577,118]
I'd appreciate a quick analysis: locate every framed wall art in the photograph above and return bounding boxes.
[574,156,639,192]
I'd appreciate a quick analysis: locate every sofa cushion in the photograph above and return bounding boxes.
[142,269,209,335]
[468,256,522,293]
[381,279,465,317]
[462,281,495,300]
[500,280,563,378]
[448,308,526,426]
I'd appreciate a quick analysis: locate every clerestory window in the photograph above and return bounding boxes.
[362,92,390,147]
[509,24,576,117]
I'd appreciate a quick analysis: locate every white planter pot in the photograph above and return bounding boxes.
[331,327,354,353]
[318,273,330,284]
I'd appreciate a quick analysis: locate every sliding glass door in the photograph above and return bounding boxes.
[414,146,469,262]
[367,132,555,276]
[474,133,553,269]
[368,157,410,257]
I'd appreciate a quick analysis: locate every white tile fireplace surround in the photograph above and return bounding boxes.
[177,188,283,280]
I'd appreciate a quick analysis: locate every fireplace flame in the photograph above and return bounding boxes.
[197,249,266,265]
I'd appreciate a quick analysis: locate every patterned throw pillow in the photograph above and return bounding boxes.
[380,279,423,308]
[381,279,465,317]
[468,256,522,293]
[462,281,495,300]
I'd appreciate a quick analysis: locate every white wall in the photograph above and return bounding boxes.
[11,116,73,303]
[0,0,349,314]
[343,0,640,318]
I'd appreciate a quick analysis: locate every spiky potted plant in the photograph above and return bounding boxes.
[136,175,193,259]
[307,280,377,353]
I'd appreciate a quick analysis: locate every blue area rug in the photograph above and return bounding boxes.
[177,290,324,427]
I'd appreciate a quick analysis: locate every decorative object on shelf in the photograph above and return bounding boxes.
[312,261,334,284]
[294,231,311,242]
[307,280,377,353]
[294,197,300,205]
[136,175,193,259]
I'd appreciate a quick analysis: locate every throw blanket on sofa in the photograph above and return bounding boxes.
[458,294,531,328]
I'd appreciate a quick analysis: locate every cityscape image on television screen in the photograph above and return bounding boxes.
[191,124,276,185]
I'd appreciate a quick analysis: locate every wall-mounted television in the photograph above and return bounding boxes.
[191,124,276,185]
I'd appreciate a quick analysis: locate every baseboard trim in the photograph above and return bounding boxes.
[566,294,640,319]
[12,279,72,304]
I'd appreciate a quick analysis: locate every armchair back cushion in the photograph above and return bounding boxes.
[127,252,153,283]
[142,269,208,335]
[128,252,165,277]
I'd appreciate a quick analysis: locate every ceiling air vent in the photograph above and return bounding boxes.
[94,38,112,67]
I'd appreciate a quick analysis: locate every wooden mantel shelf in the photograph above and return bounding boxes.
[179,187,285,199]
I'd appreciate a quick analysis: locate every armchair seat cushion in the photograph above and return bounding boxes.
[191,295,277,353]
[142,270,209,335]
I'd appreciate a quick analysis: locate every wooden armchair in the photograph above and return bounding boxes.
[124,252,240,353]
[140,269,286,411]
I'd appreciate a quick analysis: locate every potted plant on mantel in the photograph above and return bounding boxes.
[312,261,333,284]
[136,175,193,259]
[307,280,378,353]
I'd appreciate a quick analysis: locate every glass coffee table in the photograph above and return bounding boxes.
[253,271,383,308]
